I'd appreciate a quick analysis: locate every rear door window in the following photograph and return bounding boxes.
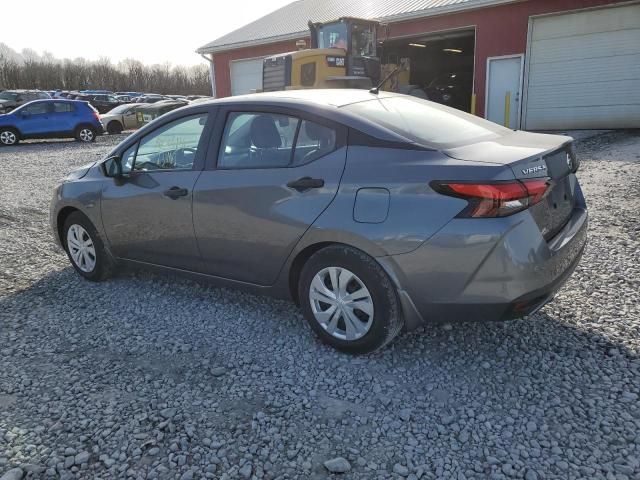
[292,120,336,165]
[218,112,299,169]
[53,102,74,113]
[218,112,336,169]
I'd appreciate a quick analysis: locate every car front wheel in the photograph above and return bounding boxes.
[298,245,403,354]
[0,128,19,146]
[63,211,115,281]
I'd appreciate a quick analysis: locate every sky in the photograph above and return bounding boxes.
[1,0,293,66]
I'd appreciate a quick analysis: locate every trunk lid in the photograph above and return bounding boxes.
[444,130,578,241]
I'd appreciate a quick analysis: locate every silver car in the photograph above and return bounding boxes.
[50,89,587,353]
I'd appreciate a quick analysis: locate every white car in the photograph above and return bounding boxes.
[99,104,140,134]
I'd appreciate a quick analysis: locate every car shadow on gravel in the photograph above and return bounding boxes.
[3,266,638,386]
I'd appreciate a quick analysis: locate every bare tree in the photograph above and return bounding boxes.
[0,44,210,95]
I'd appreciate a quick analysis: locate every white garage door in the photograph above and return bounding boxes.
[524,4,640,130]
[230,58,263,96]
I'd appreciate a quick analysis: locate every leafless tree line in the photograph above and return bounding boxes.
[0,46,211,95]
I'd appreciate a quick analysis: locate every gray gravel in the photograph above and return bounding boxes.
[0,131,639,479]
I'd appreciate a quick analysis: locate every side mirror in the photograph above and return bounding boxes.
[102,155,127,178]
[21,111,31,117]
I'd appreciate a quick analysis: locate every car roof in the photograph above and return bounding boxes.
[121,89,416,149]
[204,89,401,108]
[25,99,87,104]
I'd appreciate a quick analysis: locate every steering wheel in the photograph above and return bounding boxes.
[175,147,197,167]
[134,161,160,171]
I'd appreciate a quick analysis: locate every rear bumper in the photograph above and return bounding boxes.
[380,195,588,330]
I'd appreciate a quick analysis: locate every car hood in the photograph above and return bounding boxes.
[0,112,15,123]
[444,130,571,164]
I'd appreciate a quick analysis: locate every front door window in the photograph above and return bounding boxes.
[130,113,208,172]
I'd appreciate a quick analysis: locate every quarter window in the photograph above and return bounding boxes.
[218,112,336,169]
[129,114,208,172]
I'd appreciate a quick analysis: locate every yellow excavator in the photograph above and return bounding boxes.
[262,17,409,92]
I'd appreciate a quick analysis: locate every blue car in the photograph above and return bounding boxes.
[0,99,104,146]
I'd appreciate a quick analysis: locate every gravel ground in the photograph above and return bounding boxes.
[0,131,639,480]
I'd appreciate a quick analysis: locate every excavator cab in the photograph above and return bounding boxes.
[262,17,381,92]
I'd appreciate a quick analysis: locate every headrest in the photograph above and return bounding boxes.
[250,115,282,148]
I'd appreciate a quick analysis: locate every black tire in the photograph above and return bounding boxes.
[0,128,19,146]
[62,211,115,281]
[298,245,403,354]
[106,121,123,135]
[75,125,97,143]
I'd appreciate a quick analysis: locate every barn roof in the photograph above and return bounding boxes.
[197,0,514,54]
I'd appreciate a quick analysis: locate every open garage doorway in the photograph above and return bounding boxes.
[381,28,475,112]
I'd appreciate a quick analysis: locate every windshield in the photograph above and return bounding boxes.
[107,104,131,115]
[342,96,511,148]
[317,23,348,49]
[0,92,18,101]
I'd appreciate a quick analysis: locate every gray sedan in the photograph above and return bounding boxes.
[50,89,587,353]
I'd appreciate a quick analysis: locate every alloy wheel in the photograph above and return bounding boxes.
[79,128,94,142]
[309,267,374,341]
[0,131,17,145]
[66,224,96,272]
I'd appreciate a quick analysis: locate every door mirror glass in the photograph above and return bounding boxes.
[103,143,137,177]
[103,155,124,177]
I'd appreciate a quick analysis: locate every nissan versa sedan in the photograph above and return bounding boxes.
[51,89,587,353]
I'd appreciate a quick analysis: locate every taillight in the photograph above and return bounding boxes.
[431,178,552,218]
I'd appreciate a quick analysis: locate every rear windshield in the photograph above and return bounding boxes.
[341,96,510,148]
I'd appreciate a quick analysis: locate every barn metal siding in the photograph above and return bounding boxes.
[211,0,627,121]
[385,0,626,118]
[212,39,302,101]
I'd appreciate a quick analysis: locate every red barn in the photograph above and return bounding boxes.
[197,0,640,130]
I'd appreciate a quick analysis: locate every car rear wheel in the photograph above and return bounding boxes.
[75,126,96,143]
[298,245,403,354]
[106,121,123,135]
[63,211,115,281]
[0,128,19,146]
